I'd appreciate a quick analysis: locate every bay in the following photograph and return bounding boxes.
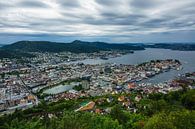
[71,48,195,83]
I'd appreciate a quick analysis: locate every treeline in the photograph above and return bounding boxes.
[0,89,194,129]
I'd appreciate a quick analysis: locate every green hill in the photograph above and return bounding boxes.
[2,40,145,53]
[0,49,34,59]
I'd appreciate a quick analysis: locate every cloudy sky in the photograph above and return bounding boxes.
[0,0,195,44]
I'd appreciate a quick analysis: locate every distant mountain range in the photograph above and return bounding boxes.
[2,40,145,53]
[144,43,195,51]
[0,40,195,59]
[0,40,144,58]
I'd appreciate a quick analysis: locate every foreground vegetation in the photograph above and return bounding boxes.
[0,88,194,129]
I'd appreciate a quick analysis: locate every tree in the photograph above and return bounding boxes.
[169,110,195,129]
[125,113,146,129]
[110,105,129,125]
[144,112,176,129]
[145,99,169,116]
[144,110,195,129]
[181,89,195,110]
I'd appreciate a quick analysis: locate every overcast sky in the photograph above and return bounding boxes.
[0,0,195,44]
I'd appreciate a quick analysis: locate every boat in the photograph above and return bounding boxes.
[100,57,109,60]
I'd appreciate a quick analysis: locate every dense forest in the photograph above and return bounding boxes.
[0,89,194,129]
[0,49,34,59]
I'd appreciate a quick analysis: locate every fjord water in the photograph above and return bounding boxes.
[75,48,195,83]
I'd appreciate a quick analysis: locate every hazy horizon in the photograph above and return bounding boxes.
[1,39,195,45]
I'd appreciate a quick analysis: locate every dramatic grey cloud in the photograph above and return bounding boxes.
[17,1,50,8]
[130,0,161,9]
[0,0,195,44]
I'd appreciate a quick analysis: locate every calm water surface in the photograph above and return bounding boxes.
[73,48,195,83]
